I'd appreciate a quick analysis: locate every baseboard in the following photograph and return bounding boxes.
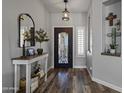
[50,65,86,69]
[92,77,122,92]
[48,66,54,72]
[86,67,92,78]
[50,66,86,69]
[85,67,122,92]
[73,66,86,68]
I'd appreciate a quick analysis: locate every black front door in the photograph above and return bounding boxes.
[54,27,73,68]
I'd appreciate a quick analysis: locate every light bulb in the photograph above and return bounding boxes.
[64,13,68,17]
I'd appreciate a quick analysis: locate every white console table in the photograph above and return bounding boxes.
[12,53,48,93]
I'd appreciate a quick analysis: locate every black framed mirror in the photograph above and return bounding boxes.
[18,13,35,47]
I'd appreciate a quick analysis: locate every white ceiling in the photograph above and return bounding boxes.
[41,0,91,13]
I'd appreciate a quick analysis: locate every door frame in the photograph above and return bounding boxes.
[52,26,74,68]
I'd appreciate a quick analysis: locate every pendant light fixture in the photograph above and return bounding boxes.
[62,0,70,21]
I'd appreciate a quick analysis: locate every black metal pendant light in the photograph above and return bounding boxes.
[62,0,70,21]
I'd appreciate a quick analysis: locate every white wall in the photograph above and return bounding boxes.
[86,1,93,76]
[2,0,51,92]
[88,0,122,91]
[50,13,87,68]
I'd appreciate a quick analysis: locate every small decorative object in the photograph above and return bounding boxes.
[35,28,49,55]
[27,48,35,56]
[106,44,110,53]
[106,12,117,26]
[22,40,26,57]
[39,70,44,78]
[107,49,110,53]
[32,70,44,78]
[20,78,26,89]
[20,77,39,93]
[31,64,42,78]
[110,44,116,54]
[34,64,41,74]
[104,45,110,53]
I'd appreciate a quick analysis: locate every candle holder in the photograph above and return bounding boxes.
[22,40,26,57]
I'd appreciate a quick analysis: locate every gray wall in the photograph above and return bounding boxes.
[2,0,51,92]
[86,0,122,91]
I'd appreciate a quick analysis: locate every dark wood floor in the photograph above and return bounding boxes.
[35,68,120,93]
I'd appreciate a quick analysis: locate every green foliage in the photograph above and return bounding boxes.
[23,30,32,41]
[110,44,116,49]
[35,28,49,48]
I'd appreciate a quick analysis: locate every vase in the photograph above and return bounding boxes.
[110,49,115,54]
[37,48,43,55]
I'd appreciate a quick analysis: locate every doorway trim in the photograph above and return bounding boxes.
[52,26,74,68]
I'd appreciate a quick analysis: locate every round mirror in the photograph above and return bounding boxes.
[18,13,35,47]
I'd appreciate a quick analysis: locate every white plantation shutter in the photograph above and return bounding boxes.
[77,27,85,56]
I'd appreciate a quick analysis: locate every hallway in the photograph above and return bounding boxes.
[2,0,122,93]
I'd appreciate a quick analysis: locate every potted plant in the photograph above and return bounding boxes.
[110,44,116,54]
[35,28,49,55]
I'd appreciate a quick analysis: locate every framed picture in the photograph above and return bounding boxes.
[27,48,35,56]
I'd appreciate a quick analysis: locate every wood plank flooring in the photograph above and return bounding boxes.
[35,68,120,93]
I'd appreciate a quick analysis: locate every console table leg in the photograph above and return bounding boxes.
[45,57,48,81]
[26,64,31,93]
[14,64,17,93]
